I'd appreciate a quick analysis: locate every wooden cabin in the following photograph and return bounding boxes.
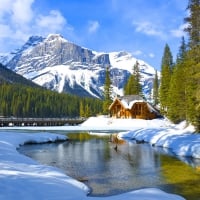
[109,95,159,120]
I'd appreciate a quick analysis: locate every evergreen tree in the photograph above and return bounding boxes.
[124,74,136,95]
[124,61,142,96]
[152,70,159,106]
[184,0,200,48]
[103,66,112,114]
[168,63,187,123]
[79,101,85,117]
[85,104,91,117]
[159,44,173,114]
[184,48,200,130]
[0,83,103,118]
[133,61,142,95]
[168,38,188,123]
[176,37,187,64]
[196,87,200,131]
[184,0,200,131]
[166,0,200,131]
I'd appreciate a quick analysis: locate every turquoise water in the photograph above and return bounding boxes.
[19,132,200,199]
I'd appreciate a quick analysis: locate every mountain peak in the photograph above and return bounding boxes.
[115,51,130,58]
[16,35,44,54]
[45,34,68,43]
[27,35,44,45]
[1,33,158,100]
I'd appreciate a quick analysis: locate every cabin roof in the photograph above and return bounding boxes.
[119,95,145,109]
[109,95,160,114]
[109,95,144,110]
[119,95,144,102]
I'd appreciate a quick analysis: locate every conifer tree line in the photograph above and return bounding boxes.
[152,70,159,106]
[123,61,142,96]
[102,62,143,115]
[159,0,200,131]
[0,83,103,118]
[103,66,113,114]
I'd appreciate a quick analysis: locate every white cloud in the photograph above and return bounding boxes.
[170,24,187,38]
[0,0,34,25]
[132,51,155,59]
[133,21,165,38]
[0,0,12,19]
[88,20,100,33]
[36,10,67,33]
[132,50,143,56]
[0,24,13,38]
[0,1,97,53]
[0,0,73,53]
[149,53,155,58]
[0,0,35,50]
[11,0,34,25]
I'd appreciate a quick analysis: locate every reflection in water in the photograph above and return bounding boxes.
[109,133,126,152]
[19,132,200,199]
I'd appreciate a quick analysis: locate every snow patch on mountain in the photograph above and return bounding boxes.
[30,64,101,98]
[0,34,159,100]
[109,51,159,99]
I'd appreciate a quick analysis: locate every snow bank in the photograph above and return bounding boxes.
[118,122,200,158]
[82,117,200,159]
[81,116,171,130]
[0,132,90,200]
[0,130,185,200]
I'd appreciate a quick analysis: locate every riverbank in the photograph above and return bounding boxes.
[1,116,198,200]
[82,116,200,159]
[117,121,200,159]
[0,130,185,200]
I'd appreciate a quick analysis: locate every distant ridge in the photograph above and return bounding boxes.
[0,63,40,88]
[0,34,159,100]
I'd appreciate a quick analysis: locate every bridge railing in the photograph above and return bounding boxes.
[0,117,87,126]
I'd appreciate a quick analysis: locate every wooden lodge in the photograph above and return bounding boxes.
[109,95,160,120]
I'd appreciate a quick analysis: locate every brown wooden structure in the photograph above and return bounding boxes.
[109,95,159,120]
[0,117,86,127]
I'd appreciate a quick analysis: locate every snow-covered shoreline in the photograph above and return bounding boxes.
[82,117,200,159]
[118,122,200,159]
[1,116,197,200]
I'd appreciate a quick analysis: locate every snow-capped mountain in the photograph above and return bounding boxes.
[1,34,158,99]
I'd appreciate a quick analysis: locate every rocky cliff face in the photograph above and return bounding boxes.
[1,34,158,99]
[8,34,110,72]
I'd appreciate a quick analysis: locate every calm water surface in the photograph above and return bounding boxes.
[19,132,200,199]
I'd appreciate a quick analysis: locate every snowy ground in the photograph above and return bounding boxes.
[1,116,199,200]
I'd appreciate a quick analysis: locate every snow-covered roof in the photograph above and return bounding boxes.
[110,95,160,114]
[119,95,144,109]
[109,95,145,110]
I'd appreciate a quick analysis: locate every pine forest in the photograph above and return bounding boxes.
[159,0,200,131]
[0,83,103,118]
[0,0,199,133]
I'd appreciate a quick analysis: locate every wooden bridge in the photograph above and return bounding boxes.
[0,117,86,127]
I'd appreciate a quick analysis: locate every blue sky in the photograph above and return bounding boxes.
[0,0,188,70]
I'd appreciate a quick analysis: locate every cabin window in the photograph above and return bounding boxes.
[117,105,121,110]
[135,103,142,115]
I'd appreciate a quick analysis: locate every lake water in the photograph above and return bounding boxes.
[18,132,200,199]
